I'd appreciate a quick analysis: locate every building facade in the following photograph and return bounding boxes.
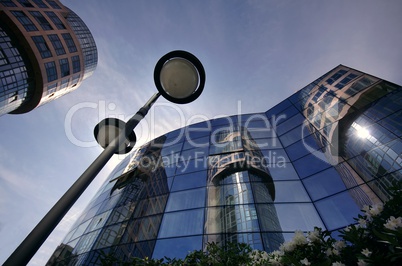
[0,0,97,116]
[47,65,402,265]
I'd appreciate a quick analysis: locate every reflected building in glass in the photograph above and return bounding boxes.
[47,65,402,265]
[0,0,97,116]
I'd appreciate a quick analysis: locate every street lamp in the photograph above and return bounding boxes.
[4,50,205,265]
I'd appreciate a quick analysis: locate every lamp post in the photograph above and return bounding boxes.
[4,50,205,266]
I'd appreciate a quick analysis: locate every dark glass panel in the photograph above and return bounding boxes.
[122,215,162,243]
[273,181,310,202]
[275,113,305,136]
[152,236,202,259]
[267,163,299,180]
[161,142,183,156]
[285,134,321,161]
[182,136,209,150]
[303,167,347,200]
[175,159,206,175]
[180,146,208,161]
[272,203,324,231]
[315,189,362,230]
[158,209,204,237]
[265,99,292,119]
[261,149,289,164]
[293,152,331,179]
[205,205,260,233]
[171,170,207,192]
[165,188,206,212]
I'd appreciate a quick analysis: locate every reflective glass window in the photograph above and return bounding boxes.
[12,11,38,31]
[180,146,208,161]
[207,182,255,206]
[158,209,204,237]
[29,11,53,30]
[45,11,66,29]
[273,181,310,202]
[184,122,211,140]
[205,205,260,233]
[293,152,331,179]
[171,170,207,192]
[46,0,61,9]
[48,34,65,55]
[265,99,292,119]
[1,0,17,7]
[262,149,289,164]
[303,168,347,200]
[17,0,34,7]
[70,219,92,242]
[260,203,324,231]
[182,135,209,150]
[94,223,126,249]
[175,159,205,175]
[267,163,299,180]
[246,128,276,139]
[335,73,358,89]
[243,116,271,130]
[272,105,299,126]
[122,215,162,243]
[59,58,70,77]
[32,36,52,58]
[326,69,347,85]
[74,230,99,254]
[86,210,111,233]
[276,113,305,136]
[32,0,48,8]
[285,134,321,161]
[72,55,80,73]
[278,125,305,147]
[44,61,57,82]
[161,142,182,156]
[153,236,202,259]
[165,188,206,212]
[315,189,362,230]
[344,76,375,97]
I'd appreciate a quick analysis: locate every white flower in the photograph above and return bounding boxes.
[333,240,346,250]
[358,218,367,227]
[268,257,283,266]
[271,250,283,257]
[368,203,383,217]
[362,205,370,213]
[300,258,310,265]
[293,230,308,245]
[332,262,345,266]
[344,226,352,232]
[384,216,402,230]
[357,259,368,266]
[279,240,296,252]
[361,248,372,257]
[307,228,321,243]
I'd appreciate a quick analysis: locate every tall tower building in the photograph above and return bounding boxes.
[0,0,97,116]
[47,65,402,265]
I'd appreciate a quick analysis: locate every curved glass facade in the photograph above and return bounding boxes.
[47,65,402,265]
[65,9,97,80]
[0,0,97,115]
[0,25,32,114]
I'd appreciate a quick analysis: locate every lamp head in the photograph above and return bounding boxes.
[94,118,136,154]
[154,50,205,104]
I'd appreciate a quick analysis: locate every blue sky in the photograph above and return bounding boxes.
[1,0,402,265]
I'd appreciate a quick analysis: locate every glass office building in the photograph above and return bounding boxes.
[0,0,97,116]
[47,65,402,265]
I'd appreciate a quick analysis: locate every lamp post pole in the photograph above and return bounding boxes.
[4,50,205,266]
[3,93,161,266]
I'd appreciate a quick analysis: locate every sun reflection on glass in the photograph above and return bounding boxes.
[352,122,370,139]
